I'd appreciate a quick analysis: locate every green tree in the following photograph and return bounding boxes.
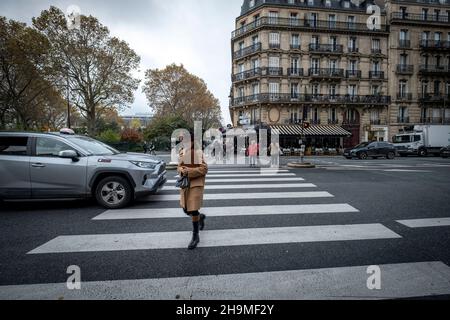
[144,114,190,151]
[32,6,141,136]
[142,64,222,130]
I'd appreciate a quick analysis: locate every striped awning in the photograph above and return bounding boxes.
[270,125,351,137]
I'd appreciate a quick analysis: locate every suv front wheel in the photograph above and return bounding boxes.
[95,176,133,209]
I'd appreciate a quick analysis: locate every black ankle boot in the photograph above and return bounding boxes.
[188,232,200,250]
[199,214,206,231]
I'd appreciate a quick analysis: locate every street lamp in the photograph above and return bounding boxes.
[65,65,71,129]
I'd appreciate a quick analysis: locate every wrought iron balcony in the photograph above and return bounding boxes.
[287,68,304,77]
[231,94,391,106]
[396,65,414,74]
[232,68,262,82]
[231,17,389,39]
[421,117,450,124]
[419,95,450,103]
[371,48,382,55]
[346,70,362,79]
[391,12,450,24]
[420,40,450,50]
[290,44,301,50]
[399,40,411,48]
[369,71,385,79]
[309,43,344,54]
[348,47,359,53]
[419,65,450,75]
[269,43,281,49]
[308,68,345,78]
[262,67,283,76]
[233,43,262,59]
[397,117,410,124]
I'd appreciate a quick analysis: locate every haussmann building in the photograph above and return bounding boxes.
[229,0,450,152]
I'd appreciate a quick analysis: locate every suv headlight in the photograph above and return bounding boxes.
[130,161,158,169]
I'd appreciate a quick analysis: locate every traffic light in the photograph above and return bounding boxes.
[303,121,310,130]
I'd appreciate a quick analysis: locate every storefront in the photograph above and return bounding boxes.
[269,125,351,152]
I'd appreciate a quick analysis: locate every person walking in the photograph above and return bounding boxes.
[269,142,280,168]
[248,140,259,167]
[178,138,208,250]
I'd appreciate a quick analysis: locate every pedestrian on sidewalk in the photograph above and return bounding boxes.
[178,136,208,250]
[248,140,259,167]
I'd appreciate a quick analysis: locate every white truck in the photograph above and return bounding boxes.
[393,125,450,157]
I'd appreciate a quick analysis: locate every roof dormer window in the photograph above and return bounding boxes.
[325,0,332,7]
[249,0,255,8]
[343,1,350,8]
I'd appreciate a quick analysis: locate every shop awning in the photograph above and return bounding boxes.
[270,125,351,137]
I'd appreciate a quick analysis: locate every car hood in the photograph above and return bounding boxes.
[104,153,162,164]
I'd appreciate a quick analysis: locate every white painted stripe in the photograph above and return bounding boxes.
[28,224,400,254]
[176,173,296,178]
[397,218,450,228]
[148,192,334,201]
[167,177,305,183]
[383,169,432,173]
[163,183,317,191]
[1,261,449,300]
[206,170,289,174]
[93,204,359,220]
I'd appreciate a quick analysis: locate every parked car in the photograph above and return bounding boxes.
[0,130,167,209]
[344,141,396,160]
[441,146,450,159]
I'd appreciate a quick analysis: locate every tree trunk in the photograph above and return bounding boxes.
[87,106,97,136]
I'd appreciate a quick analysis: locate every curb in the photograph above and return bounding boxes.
[287,162,316,169]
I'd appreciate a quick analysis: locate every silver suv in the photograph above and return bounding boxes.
[0,131,167,209]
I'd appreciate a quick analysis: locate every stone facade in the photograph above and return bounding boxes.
[229,0,450,147]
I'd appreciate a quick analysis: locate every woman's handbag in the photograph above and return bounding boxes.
[176,174,190,189]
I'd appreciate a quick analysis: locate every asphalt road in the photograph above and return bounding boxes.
[0,155,450,300]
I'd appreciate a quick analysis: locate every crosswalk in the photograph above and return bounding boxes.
[2,167,450,300]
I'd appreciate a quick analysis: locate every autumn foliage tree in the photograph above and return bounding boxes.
[32,6,141,136]
[142,64,222,130]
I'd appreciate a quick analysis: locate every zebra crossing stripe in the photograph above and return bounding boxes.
[93,204,359,220]
[162,183,317,191]
[175,173,296,178]
[1,261,449,300]
[167,177,305,183]
[397,218,450,228]
[148,192,334,201]
[28,224,400,254]
[205,170,289,174]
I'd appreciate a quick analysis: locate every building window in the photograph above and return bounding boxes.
[290,12,299,26]
[291,83,299,99]
[309,13,318,27]
[291,34,300,49]
[347,16,356,29]
[249,0,255,8]
[312,83,320,97]
[370,110,380,124]
[372,39,380,53]
[344,1,350,9]
[269,56,280,68]
[291,57,300,74]
[329,84,337,98]
[371,85,380,95]
[398,107,409,123]
[421,81,429,98]
[399,80,408,98]
[348,37,357,52]
[329,108,337,123]
[269,32,280,48]
[422,8,428,20]
[269,11,278,24]
[434,81,441,95]
[328,14,336,28]
[348,85,357,96]
[311,58,320,74]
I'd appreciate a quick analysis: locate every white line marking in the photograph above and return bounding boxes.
[175,173,296,178]
[1,262,449,300]
[206,170,289,174]
[163,183,316,191]
[167,178,305,183]
[148,192,334,201]
[93,204,359,220]
[397,218,450,228]
[28,224,400,254]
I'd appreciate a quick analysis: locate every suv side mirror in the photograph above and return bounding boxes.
[59,150,79,161]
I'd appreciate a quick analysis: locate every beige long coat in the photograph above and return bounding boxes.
[177,149,208,212]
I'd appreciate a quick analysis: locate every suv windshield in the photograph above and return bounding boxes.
[67,136,120,156]
[393,135,411,144]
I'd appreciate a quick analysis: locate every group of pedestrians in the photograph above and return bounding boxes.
[247,141,281,168]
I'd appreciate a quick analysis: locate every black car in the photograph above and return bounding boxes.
[344,141,396,160]
[441,146,450,159]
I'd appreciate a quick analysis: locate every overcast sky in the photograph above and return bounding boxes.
[0,0,243,125]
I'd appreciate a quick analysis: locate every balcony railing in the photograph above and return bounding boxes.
[420,40,450,50]
[262,67,283,76]
[269,43,281,49]
[290,44,301,50]
[308,68,345,78]
[391,12,450,24]
[287,68,304,77]
[419,95,450,103]
[346,70,362,78]
[370,119,386,125]
[309,119,321,125]
[231,94,391,106]
[397,93,414,101]
[233,43,262,59]
[232,68,262,82]
[371,48,382,55]
[419,65,450,74]
[397,117,410,124]
[328,119,339,125]
[369,71,385,79]
[309,44,344,54]
[396,65,414,74]
[348,47,359,53]
[399,40,411,48]
[231,17,389,39]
